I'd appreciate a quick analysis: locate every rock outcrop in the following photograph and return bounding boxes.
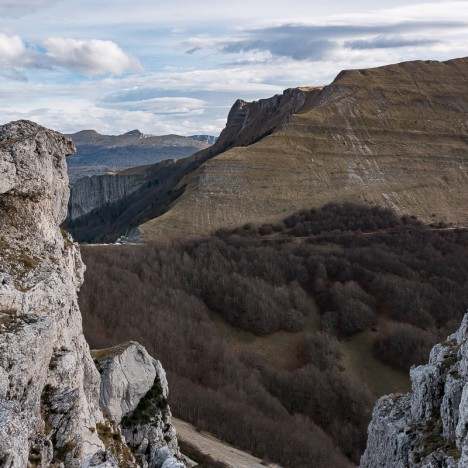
[214,86,320,151]
[94,342,158,424]
[0,120,109,466]
[0,120,184,467]
[92,343,184,468]
[361,313,468,467]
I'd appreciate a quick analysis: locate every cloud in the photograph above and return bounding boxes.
[215,21,466,60]
[345,35,439,50]
[223,38,335,61]
[43,38,143,76]
[100,96,207,115]
[0,33,143,78]
[185,47,201,55]
[0,33,47,80]
[0,0,58,15]
[0,33,28,67]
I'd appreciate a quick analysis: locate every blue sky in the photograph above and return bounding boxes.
[0,0,467,136]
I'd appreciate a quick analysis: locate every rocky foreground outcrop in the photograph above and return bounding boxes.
[361,313,468,467]
[0,120,184,467]
[92,343,183,468]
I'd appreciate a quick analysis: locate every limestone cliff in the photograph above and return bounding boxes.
[68,173,146,222]
[0,120,184,467]
[0,120,109,466]
[361,314,468,467]
[215,87,320,150]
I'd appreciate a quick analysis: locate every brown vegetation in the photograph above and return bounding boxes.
[80,203,468,466]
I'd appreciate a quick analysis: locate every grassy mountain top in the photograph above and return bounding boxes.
[140,57,468,240]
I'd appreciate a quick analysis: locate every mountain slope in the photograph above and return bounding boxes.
[64,91,309,242]
[66,129,212,182]
[139,57,468,240]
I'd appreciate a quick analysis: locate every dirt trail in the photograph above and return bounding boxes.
[173,418,282,468]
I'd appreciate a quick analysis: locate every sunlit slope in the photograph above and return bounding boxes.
[141,57,468,239]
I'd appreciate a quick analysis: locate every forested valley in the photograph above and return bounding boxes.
[80,203,468,467]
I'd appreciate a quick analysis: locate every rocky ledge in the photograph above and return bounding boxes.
[361,313,468,467]
[0,120,184,467]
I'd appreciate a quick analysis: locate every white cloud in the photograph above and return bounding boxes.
[43,37,143,76]
[369,1,468,22]
[0,33,143,78]
[0,33,45,80]
[186,20,465,62]
[0,33,28,66]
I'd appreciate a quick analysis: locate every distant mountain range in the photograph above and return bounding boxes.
[66,129,217,182]
[65,56,468,242]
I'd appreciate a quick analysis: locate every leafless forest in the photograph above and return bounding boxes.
[80,203,468,467]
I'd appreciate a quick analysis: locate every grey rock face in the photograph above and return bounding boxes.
[93,342,160,423]
[0,120,110,466]
[219,87,313,151]
[68,174,145,221]
[0,120,184,467]
[93,342,184,468]
[361,314,468,467]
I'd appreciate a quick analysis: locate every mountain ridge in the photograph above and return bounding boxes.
[66,129,215,182]
[139,56,468,240]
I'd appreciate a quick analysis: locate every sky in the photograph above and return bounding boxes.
[0,0,467,136]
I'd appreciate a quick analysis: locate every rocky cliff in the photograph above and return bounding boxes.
[138,57,468,240]
[214,86,320,150]
[68,173,146,222]
[361,313,468,467]
[0,120,184,467]
[64,87,320,242]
